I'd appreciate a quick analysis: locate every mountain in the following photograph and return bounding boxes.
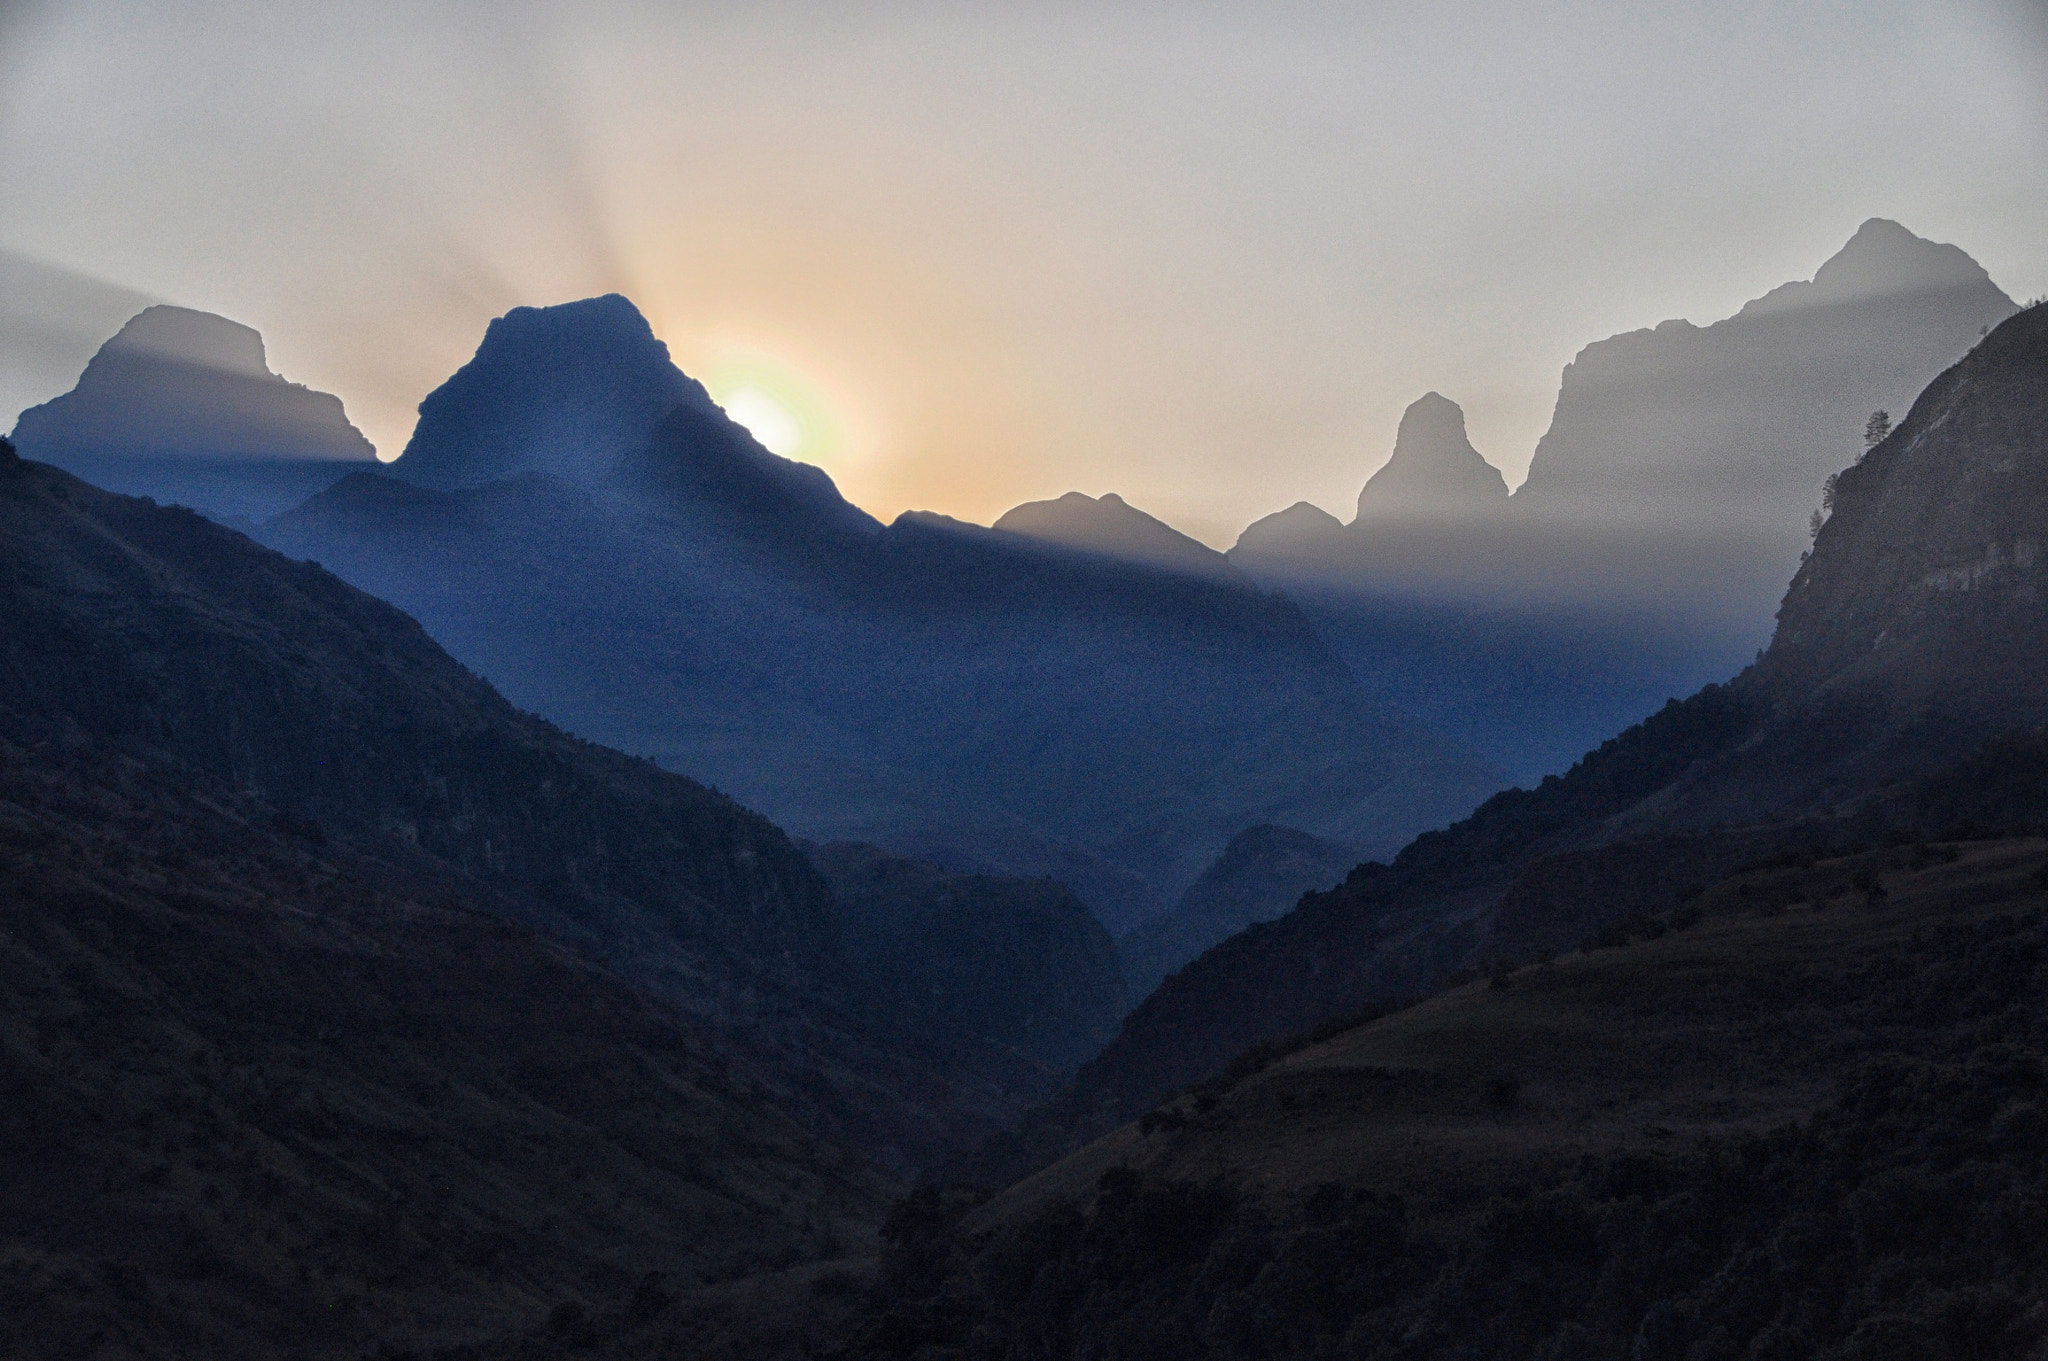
[992,491,1237,579]
[1228,222,2019,784]
[0,442,1077,1181]
[1514,217,2018,533]
[808,843,1126,1074]
[1117,824,1358,1003]
[1232,500,1344,558]
[987,301,2048,1176]
[1353,390,1510,521]
[0,725,891,1357]
[264,295,1501,932]
[9,305,378,523]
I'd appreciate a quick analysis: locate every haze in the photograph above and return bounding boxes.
[1,0,2043,544]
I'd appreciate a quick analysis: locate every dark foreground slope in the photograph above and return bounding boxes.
[0,446,1057,1175]
[0,732,886,1358]
[264,296,1499,930]
[848,837,2048,1361]
[994,302,2048,1170]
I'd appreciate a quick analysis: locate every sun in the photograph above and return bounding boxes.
[718,386,804,458]
[699,347,843,467]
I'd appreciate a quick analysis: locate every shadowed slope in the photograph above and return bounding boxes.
[0,445,1066,1175]
[0,732,889,1358]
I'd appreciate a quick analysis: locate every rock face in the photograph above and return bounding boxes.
[393,292,719,492]
[10,305,376,521]
[1225,222,2019,786]
[996,303,2048,1172]
[1512,218,2015,531]
[993,491,1237,579]
[267,295,1501,933]
[1354,391,1510,521]
[1117,824,1358,1003]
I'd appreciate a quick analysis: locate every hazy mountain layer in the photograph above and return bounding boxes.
[1515,217,2016,532]
[1230,221,2018,784]
[992,490,1238,579]
[265,295,1500,932]
[1117,824,1359,1003]
[1353,390,1508,521]
[10,305,376,523]
[983,302,2048,1176]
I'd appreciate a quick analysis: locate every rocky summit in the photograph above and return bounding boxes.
[1353,391,1510,521]
[9,306,377,521]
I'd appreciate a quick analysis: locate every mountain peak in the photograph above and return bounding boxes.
[1230,501,1344,558]
[392,293,718,491]
[103,304,273,376]
[9,304,375,465]
[993,490,1236,578]
[1354,392,1509,521]
[1739,219,2007,321]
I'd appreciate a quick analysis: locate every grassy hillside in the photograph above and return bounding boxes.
[838,834,2048,1360]
[0,731,892,1358]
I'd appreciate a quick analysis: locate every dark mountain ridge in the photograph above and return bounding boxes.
[0,445,1079,1178]
[991,490,1238,579]
[1117,824,1359,1003]
[0,727,891,1357]
[808,842,1126,1075]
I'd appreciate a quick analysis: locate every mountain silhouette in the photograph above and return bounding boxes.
[9,305,377,523]
[1353,391,1510,521]
[1512,218,2016,534]
[989,301,2048,1172]
[809,841,1127,1074]
[1232,500,1344,557]
[1229,222,2019,784]
[266,295,1501,932]
[993,490,1238,579]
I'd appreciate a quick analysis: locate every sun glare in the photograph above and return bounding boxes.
[689,344,850,470]
[719,386,804,458]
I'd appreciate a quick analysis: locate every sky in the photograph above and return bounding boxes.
[1,0,2043,545]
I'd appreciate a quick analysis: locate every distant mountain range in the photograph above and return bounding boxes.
[1227,219,2018,782]
[983,299,2048,1176]
[250,296,1497,932]
[4,228,2044,1357]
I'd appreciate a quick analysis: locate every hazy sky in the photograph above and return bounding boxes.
[2,1,2043,544]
